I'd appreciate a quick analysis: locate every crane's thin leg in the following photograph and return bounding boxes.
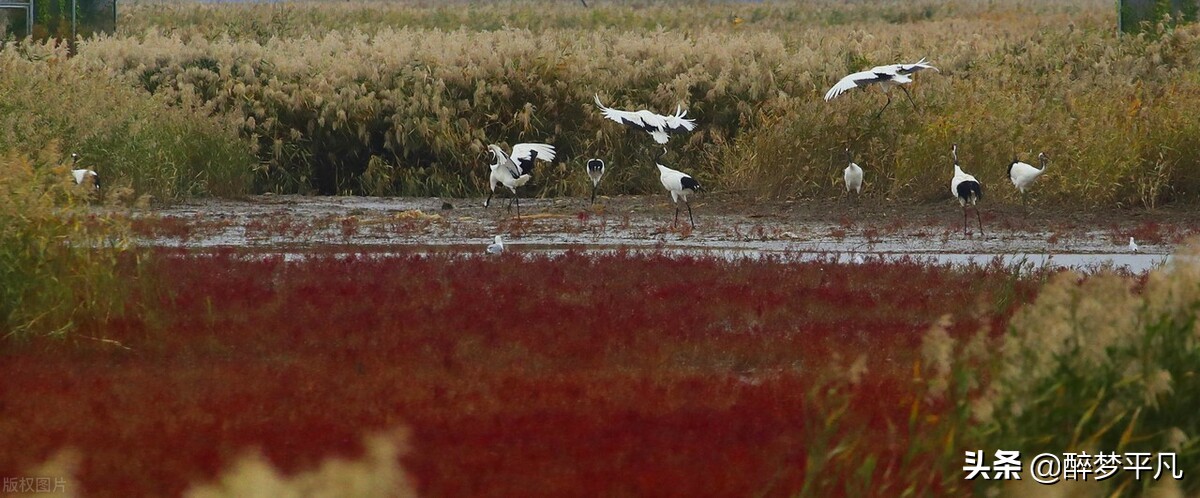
[515,193,521,220]
[590,184,597,206]
[1022,192,1028,218]
[485,190,494,208]
[674,202,680,228]
[900,86,920,113]
[872,93,893,119]
[685,199,695,229]
[962,206,969,236]
[975,206,984,236]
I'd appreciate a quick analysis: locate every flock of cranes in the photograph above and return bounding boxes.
[486,94,702,228]
[64,57,1064,244]
[485,57,1053,237]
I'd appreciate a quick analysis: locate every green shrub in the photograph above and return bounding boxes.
[0,145,129,340]
[924,246,1200,497]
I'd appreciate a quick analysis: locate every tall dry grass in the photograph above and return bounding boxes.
[724,18,1200,208]
[116,0,1096,41]
[185,429,417,498]
[922,247,1200,497]
[0,144,129,340]
[77,24,811,195]
[0,40,254,202]
[10,429,417,498]
[82,0,1200,206]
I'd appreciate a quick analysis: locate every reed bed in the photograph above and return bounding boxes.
[69,0,1200,207]
[0,40,253,339]
[0,145,129,339]
[0,41,255,202]
[924,246,1200,497]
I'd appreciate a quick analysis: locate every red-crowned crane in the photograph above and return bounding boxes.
[844,147,863,201]
[485,143,556,219]
[1009,152,1047,209]
[950,144,983,236]
[656,160,701,229]
[824,58,939,117]
[585,158,605,206]
[594,94,697,145]
[70,153,99,191]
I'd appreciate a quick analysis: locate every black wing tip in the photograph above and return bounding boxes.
[681,176,701,192]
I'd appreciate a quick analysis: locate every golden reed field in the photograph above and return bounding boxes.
[29,0,1199,205]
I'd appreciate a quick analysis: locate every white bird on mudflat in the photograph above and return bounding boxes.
[656,161,701,229]
[585,158,605,205]
[485,143,556,219]
[1009,152,1047,209]
[950,144,984,236]
[843,147,863,199]
[594,94,697,145]
[824,58,939,116]
[70,153,99,191]
[486,235,505,254]
[1128,237,1139,253]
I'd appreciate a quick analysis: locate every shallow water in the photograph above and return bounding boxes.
[185,241,1169,273]
[135,195,1181,272]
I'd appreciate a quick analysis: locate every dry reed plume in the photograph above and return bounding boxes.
[71,0,1200,208]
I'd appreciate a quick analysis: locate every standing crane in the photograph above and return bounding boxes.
[843,147,863,202]
[950,144,984,236]
[1008,152,1048,210]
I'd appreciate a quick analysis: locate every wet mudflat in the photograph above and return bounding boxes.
[129,193,1197,271]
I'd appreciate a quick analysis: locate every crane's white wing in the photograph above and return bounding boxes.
[871,58,938,76]
[824,70,893,101]
[499,173,531,191]
[488,145,522,178]
[595,95,697,135]
[595,95,655,131]
[896,57,938,75]
[1008,161,1034,179]
[662,105,697,133]
[72,169,90,184]
[489,161,523,191]
[633,110,668,131]
[509,143,555,176]
[511,143,556,163]
[1008,161,1042,190]
[868,64,901,75]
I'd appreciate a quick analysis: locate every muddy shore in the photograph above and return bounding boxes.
[129,193,1196,271]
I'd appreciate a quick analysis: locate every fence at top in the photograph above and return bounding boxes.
[0,0,115,42]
